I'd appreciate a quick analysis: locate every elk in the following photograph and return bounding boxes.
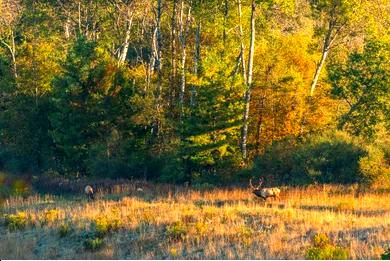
[249,177,280,200]
[84,185,95,200]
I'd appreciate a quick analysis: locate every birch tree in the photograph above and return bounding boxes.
[240,0,256,160]
[178,0,192,121]
[309,0,365,96]
[0,0,22,82]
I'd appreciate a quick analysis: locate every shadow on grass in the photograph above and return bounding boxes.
[298,205,388,216]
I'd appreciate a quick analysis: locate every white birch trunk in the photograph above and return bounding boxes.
[118,14,133,65]
[237,0,246,83]
[179,1,192,121]
[241,0,256,160]
[310,19,338,96]
[170,0,178,107]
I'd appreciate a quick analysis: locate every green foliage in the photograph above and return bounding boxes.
[50,36,147,177]
[92,215,122,237]
[251,131,389,185]
[381,248,390,260]
[40,209,61,226]
[359,145,390,186]
[329,39,390,138]
[3,211,28,230]
[306,233,349,260]
[166,221,188,241]
[59,223,72,237]
[166,47,244,184]
[84,237,104,251]
[0,0,388,187]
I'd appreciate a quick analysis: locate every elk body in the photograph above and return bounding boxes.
[250,178,280,200]
[84,185,95,200]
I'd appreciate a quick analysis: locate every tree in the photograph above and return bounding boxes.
[0,0,22,82]
[329,39,390,138]
[308,0,366,96]
[240,0,256,161]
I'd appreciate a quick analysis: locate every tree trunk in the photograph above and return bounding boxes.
[0,31,18,82]
[156,0,163,98]
[223,0,228,44]
[310,19,337,96]
[78,1,82,35]
[179,1,192,121]
[237,0,247,83]
[310,46,330,96]
[152,0,163,138]
[190,20,201,107]
[255,96,265,155]
[240,0,256,160]
[118,13,133,65]
[170,0,178,109]
[10,31,17,81]
[64,17,71,39]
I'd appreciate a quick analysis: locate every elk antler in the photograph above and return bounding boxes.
[249,178,255,189]
[250,178,262,190]
[258,177,264,187]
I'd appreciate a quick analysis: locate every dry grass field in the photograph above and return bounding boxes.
[0,184,389,259]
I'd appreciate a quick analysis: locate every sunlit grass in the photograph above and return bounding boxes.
[0,185,389,259]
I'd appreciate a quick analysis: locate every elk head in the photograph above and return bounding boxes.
[249,177,264,198]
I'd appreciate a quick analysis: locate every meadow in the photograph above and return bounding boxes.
[0,184,389,259]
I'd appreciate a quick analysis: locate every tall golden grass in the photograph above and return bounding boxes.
[0,184,389,259]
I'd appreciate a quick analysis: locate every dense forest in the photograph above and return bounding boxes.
[0,0,389,188]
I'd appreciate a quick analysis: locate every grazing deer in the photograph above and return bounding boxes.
[84,185,95,200]
[249,177,280,200]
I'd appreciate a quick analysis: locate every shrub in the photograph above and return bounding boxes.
[382,248,390,260]
[93,216,122,237]
[169,247,179,258]
[193,222,208,237]
[313,233,330,248]
[306,233,349,260]
[59,223,72,237]
[359,145,390,187]
[84,237,104,251]
[4,211,28,230]
[40,209,62,226]
[166,221,188,241]
[251,131,389,186]
[237,225,254,246]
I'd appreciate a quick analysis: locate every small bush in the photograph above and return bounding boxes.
[4,211,28,230]
[359,146,390,187]
[237,225,254,246]
[313,233,330,248]
[306,233,349,260]
[166,221,188,241]
[169,247,179,258]
[59,223,72,237]
[40,209,62,226]
[381,248,390,260]
[84,237,104,251]
[193,221,208,237]
[93,216,121,237]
